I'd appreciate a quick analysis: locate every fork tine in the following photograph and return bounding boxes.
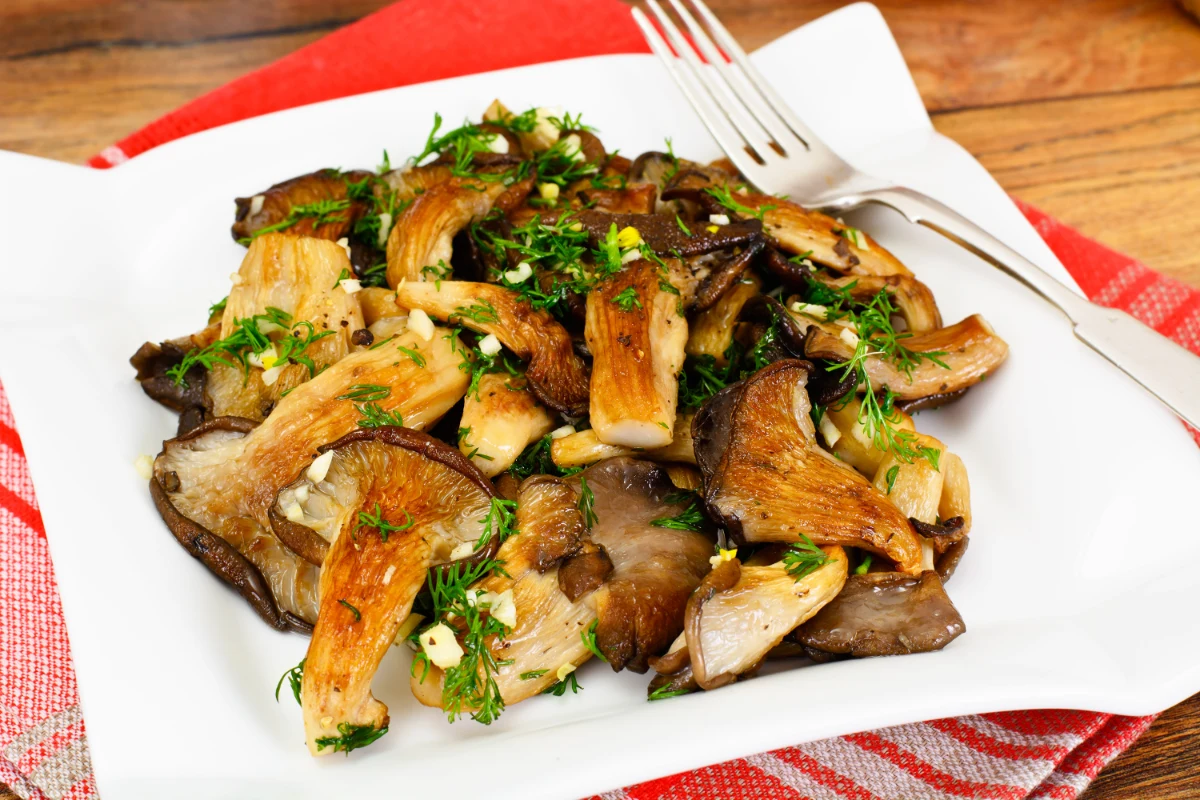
[642,0,777,165]
[684,0,833,156]
[664,0,803,157]
[631,7,764,175]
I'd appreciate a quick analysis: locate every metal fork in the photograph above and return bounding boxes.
[633,0,1200,429]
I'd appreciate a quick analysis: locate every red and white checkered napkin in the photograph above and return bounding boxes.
[5,0,1199,797]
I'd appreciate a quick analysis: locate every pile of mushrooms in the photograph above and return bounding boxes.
[132,99,1007,756]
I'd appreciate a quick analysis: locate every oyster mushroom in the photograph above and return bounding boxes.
[205,234,365,421]
[411,474,596,709]
[274,427,498,755]
[150,325,470,628]
[804,314,1009,400]
[795,570,965,657]
[549,411,697,469]
[394,280,591,415]
[585,259,688,448]
[686,272,762,363]
[129,323,220,435]
[412,457,714,715]
[232,170,372,244]
[697,360,924,573]
[661,172,909,277]
[572,458,714,672]
[457,374,556,477]
[683,546,848,690]
[386,178,510,286]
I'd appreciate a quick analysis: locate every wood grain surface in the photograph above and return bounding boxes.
[1,2,1199,798]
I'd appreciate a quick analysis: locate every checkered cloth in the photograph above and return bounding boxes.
[5,0,1198,797]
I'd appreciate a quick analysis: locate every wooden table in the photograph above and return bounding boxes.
[1,1,1198,797]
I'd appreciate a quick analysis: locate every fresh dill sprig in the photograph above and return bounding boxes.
[451,300,500,326]
[238,198,351,244]
[611,286,642,312]
[168,307,334,387]
[580,619,606,661]
[520,669,549,680]
[507,434,582,480]
[649,684,692,702]
[354,402,404,428]
[396,345,425,367]
[542,671,582,696]
[338,599,362,622]
[315,722,388,754]
[650,499,706,531]
[782,534,833,581]
[338,383,390,402]
[884,465,900,494]
[354,503,414,542]
[578,477,597,529]
[274,658,305,705]
[411,558,512,725]
[703,185,773,220]
[476,497,518,552]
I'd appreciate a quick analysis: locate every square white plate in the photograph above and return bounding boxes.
[1,4,1197,798]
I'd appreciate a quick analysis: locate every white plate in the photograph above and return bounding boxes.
[1,4,1197,798]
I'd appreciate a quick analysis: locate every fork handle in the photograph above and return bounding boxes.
[845,187,1200,430]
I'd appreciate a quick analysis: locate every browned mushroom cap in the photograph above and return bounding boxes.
[566,457,715,672]
[685,547,848,690]
[207,234,365,422]
[394,280,591,415]
[661,172,910,277]
[379,163,454,197]
[152,325,470,626]
[574,184,657,215]
[386,178,510,287]
[410,472,597,710]
[570,209,764,259]
[698,359,924,573]
[293,427,498,755]
[232,169,372,244]
[585,259,688,448]
[795,570,965,657]
[805,314,1009,401]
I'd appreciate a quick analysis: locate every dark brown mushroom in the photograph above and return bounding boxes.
[795,570,965,657]
[129,326,217,435]
[567,458,715,672]
[697,359,924,573]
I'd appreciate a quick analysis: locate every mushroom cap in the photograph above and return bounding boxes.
[272,426,499,566]
[795,570,966,657]
[685,547,849,690]
[697,359,924,574]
